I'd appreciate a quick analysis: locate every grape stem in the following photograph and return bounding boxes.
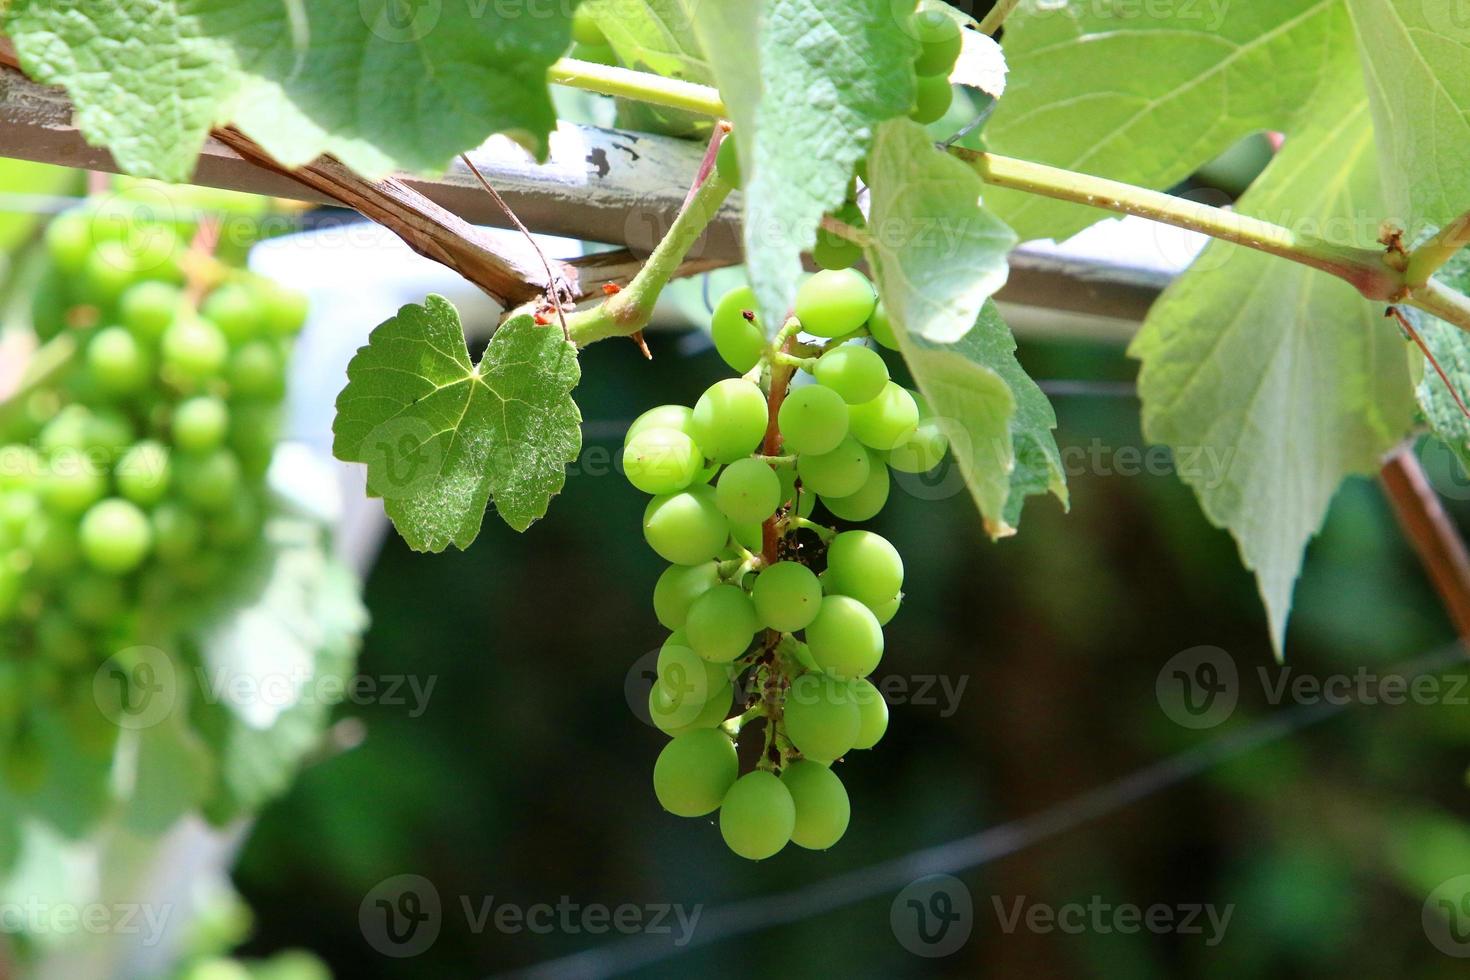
[977,0,1021,35]
[546,56,1470,335]
[750,453,797,467]
[785,516,836,543]
[564,161,734,346]
[771,351,818,372]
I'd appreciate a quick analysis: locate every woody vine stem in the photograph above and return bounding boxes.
[545,57,1470,342]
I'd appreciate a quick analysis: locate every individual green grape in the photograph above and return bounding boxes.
[39,405,91,454]
[690,379,768,463]
[910,73,954,124]
[151,502,203,563]
[66,571,126,626]
[653,728,739,817]
[730,520,764,553]
[794,269,877,339]
[82,241,145,306]
[913,4,963,75]
[161,317,229,383]
[653,562,721,630]
[813,344,889,405]
[872,593,901,626]
[228,402,282,478]
[0,445,41,492]
[119,281,182,343]
[777,383,848,456]
[710,285,764,373]
[887,392,949,473]
[86,326,151,396]
[201,283,260,345]
[796,435,870,498]
[210,493,261,548]
[116,441,171,507]
[812,234,862,271]
[25,512,80,576]
[685,584,759,663]
[571,4,607,45]
[40,459,107,516]
[658,630,732,706]
[126,224,185,283]
[716,458,781,524]
[649,676,732,734]
[716,134,743,189]
[228,340,286,399]
[781,760,851,849]
[260,284,309,338]
[570,41,617,65]
[825,530,904,612]
[848,381,919,451]
[79,498,153,574]
[751,561,823,632]
[865,300,899,351]
[175,449,240,513]
[172,396,230,454]
[821,453,889,522]
[850,678,889,749]
[626,404,695,445]
[85,411,136,456]
[44,213,91,274]
[720,770,795,860]
[783,672,860,762]
[623,427,704,495]
[643,485,728,565]
[805,595,883,678]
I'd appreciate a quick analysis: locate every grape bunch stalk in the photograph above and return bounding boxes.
[0,193,305,785]
[622,266,951,860]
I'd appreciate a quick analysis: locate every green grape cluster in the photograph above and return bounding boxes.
[627,268,949,859]
[0,199,305,782]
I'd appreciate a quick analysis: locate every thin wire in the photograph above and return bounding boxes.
[1036,379,1138,399]
[501,641,1467,980]
[458,153,568,340]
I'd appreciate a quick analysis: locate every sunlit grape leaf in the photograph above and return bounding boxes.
[1130,89,1415,656]
[4,0,573,182]
[987,0,1353,241]
[865,121,1061,535]
[683,0,917,333]
[191,516,367,822]
[583,0,710,82]
[863,119,1016,343]
[333,297,583,550]
[118,709,213,837]
[1346,0,1470,232]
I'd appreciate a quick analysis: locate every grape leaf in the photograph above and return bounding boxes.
[191,515,367,822]
[3,0,573,182]
[863,119,1016,343]
[119,710,214,837]
[685,0,917,333]
[584,0,710,82]
[1406,251,1470,475]
[333,297,583,550]
[1129,90,1415,655]
[1346,0,1470,231]
[864,120,1062,535]
[986,0,1353,241]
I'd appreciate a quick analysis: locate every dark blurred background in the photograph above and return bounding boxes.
[233,324,1470,978]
